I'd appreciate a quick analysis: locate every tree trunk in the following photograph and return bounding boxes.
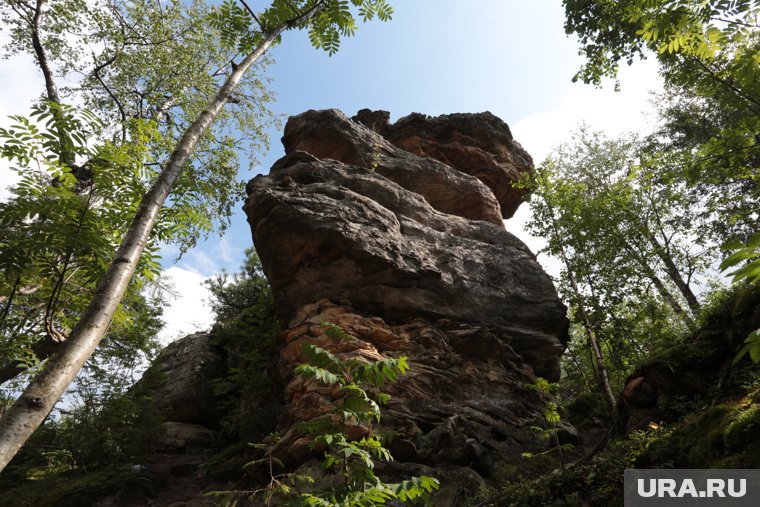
[645,268,698,332]
[0,3,325,471]
[538,174,618,413]
[618,238,698,332]
[645,231,701,316]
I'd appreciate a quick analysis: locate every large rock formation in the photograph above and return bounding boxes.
[244,109,569,496]
[351,109,533,218]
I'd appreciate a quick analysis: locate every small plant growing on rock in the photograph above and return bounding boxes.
[291,323,439,505]
[211,323,439,506]
[521,378,573,466]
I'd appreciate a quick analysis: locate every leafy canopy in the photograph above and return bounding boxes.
[210,0,393,55]
[563,0,760,86]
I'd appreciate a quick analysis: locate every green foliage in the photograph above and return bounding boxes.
[563,0,760,86]
[0,102,164,393]
[209,0,393,56]
[1,0,277,252]
[564,0,759,243]
[0,363,166,491]
[230,324,438,506]
[0,467,134,507]
[52,364,167,470]
[207,252,282,440]
[523,128,712,400]
[721,232,760,285]
[634,390,760,469]
[565,392,610,425]
[734,329,760,364]
[291,332,436,506]
[521,379,573,463]
[0,104,167,476]
[205,248,274,322]
[479,387,760,506]
[478,432,643,507]
[720,233,760,363]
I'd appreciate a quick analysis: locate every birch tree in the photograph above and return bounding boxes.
[0,0,394,471]
[523,129,715,399]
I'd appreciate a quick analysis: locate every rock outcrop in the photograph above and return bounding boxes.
[244,109,569,495]
[351,109,533,218]
[150,332,226,428]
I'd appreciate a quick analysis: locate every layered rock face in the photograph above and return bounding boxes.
[245,109,568,492]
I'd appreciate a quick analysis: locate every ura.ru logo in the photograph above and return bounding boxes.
[637,478,746,498]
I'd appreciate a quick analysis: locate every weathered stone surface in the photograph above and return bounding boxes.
[352,108,534,218]
[619,360,709,432]
[269,301,551,477]
[244,108,570,504]
[151,333,225,427]
[245,150,568,378]
[281,109,504,224]
[160,421,222,451]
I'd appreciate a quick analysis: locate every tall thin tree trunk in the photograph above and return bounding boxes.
[31,0,76,167]
[0,3,325,471]
[645,231,701,316]
[618,239,698,332]
[537,173,618,413]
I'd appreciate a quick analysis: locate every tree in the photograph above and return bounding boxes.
[563,0,759,243]
[525,164,617,412]
[651,29,759,244]
[563,0,760,86]
[0,0,395,471]
[563,1,759,375]
[0,105,165,390]
[204,247,272,322]
[0,0,276,389]
[523,129,716,401]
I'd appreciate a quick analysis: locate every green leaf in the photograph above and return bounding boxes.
[721,239,746,251]
[720,249,759,271]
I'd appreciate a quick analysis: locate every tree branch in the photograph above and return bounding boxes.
[92,49,128,141]
[711,16,760,29]
[239,0,266,32]
[30,0,76,167]
[0,275,22,324]
[689,56,760,114]
[7,0,35,25]
[31,0,60,105]
[283,0,302,16]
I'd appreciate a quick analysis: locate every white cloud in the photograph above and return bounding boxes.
[157,266,215,345]
[217,235,236,266]
[512,58,663,164]
[508,58,664,277]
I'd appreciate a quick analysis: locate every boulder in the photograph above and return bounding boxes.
[245,148,568,378]
[268,302,551,470]
[281,109,504,224]
[151,333,225,427]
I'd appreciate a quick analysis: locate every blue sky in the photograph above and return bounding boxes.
[0,0,663,342]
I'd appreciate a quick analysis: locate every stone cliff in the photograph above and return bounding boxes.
[243,109,570,499]
[0,109,572,507]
